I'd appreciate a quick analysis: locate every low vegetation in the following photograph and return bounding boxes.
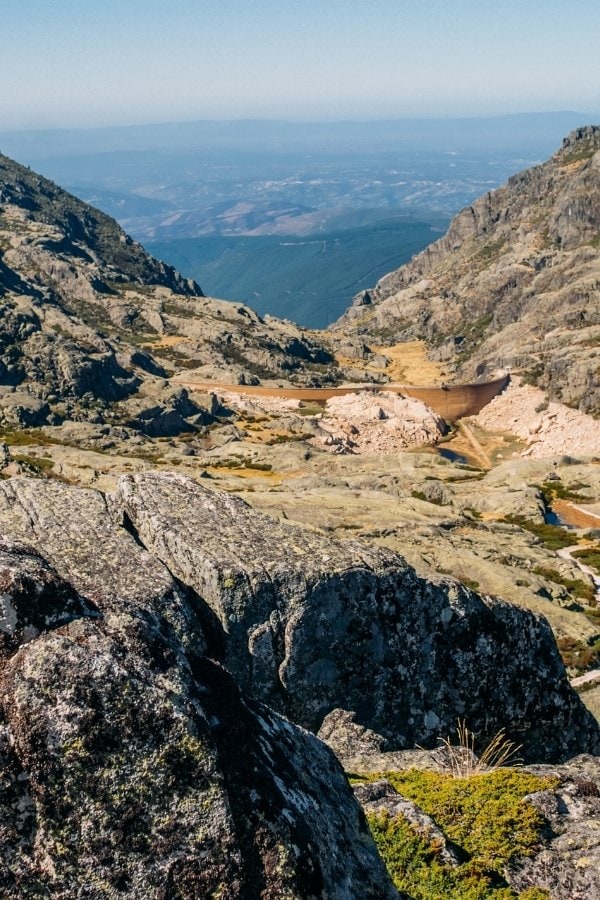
[532,565,595,603]
[557,635,600,674]
[537,479,590,504]
[573,545,600,574]
[358,768,555,899]
[504,515,574,551]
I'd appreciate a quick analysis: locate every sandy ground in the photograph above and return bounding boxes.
[470,382,600,459]
[372,340,447,384]
[332,338,447,384]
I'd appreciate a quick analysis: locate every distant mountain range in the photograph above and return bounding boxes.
[148,215,446,328]
[2,112,596,332]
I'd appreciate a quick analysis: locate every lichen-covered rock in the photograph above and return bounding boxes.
[354,780,463,867]
[0,477,207,663]
[0,539,94,661]
[0,539,396,898]
[505,754,600,899]
[111,471,600,762]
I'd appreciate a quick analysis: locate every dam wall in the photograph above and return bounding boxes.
[181,374,510,422]
[399,374,510,421]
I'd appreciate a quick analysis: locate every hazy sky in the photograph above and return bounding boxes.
[3,0,599,130]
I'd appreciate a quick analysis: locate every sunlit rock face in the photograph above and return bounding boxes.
[337,127,600,415]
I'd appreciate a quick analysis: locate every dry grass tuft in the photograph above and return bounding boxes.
[439,719,523,778]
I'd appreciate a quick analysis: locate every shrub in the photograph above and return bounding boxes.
[362,767,556,899]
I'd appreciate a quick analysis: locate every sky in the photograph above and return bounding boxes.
[2,0,600,130]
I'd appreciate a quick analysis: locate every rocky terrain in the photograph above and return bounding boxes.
[0,472,598,897]
[336,126,600,414]
[0,529,395,898]
[2,140,600,896]
[0,152,368,436]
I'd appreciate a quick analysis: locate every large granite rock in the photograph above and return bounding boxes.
[110,471,600,762]
[0,537,395,898]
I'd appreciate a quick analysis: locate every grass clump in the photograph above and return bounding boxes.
[537,480,590,504]
[504,515,574,551]
[211,457,272,472]
[12,454,55,476]
[0,428,63,448]
[362,767,555,899]
[532,566,595,603]
[557,636,600,674]
[573,545,600,574]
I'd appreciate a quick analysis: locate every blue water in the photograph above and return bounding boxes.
[544,508,574,528]
[437,447,469,465]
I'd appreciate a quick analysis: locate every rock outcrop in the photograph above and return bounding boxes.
[0,471,593,764]
[0,535,396,897]
[336,126,600,414]
[508,754,600,899]
[0,153,341,435]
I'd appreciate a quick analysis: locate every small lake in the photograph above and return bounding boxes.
[437,447,470,465]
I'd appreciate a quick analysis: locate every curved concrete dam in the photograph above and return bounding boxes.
[179,373,510,422]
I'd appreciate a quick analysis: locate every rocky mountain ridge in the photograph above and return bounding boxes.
[336,126,600,414]
[0,153,350,436]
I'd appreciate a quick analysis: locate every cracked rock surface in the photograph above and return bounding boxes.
[0,471,594,763]
[0,527,395,898]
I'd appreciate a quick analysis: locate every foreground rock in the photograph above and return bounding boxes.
[0,539,395,898]
[108,472,599,761]
[508,754,600,899]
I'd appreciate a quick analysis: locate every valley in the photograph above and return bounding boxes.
[1,124,600,898]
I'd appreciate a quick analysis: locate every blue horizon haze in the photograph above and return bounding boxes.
[2,0,600,130]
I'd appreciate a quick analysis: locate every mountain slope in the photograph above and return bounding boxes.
[0,153,341,432]
[336,126,600,414]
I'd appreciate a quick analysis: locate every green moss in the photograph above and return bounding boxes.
[359,769,556,899]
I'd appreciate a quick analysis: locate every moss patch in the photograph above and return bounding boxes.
[357,769,555,899]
